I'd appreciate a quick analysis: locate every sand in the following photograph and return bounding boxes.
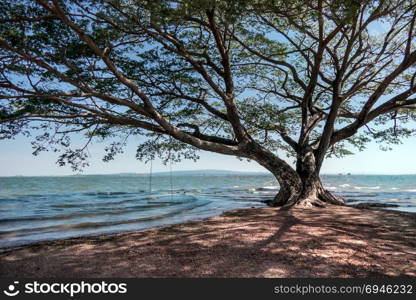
[0,205,415,278]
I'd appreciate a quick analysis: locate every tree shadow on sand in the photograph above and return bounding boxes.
[1,206,415,278]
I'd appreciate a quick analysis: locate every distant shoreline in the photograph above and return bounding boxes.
[1,170,416,178]
[1,205,415,278]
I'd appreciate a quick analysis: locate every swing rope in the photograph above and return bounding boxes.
[169,159,173,201]
[168,136,174,201]
[148,159,153,195]
[148,136,174,200]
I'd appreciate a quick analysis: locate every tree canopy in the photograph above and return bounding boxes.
[1,0,415,206]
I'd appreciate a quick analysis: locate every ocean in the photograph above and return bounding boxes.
[0,172,415,249]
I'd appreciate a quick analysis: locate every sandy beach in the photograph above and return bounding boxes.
[0,205,415,278]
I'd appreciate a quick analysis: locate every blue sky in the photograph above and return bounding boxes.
[1,134,415,176]
[1,16,414,177]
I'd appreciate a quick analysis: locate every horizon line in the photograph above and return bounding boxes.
[1,169,416,178]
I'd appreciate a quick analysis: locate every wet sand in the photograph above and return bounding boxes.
[0,206,415,277]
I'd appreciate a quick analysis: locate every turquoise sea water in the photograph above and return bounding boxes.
[0,172,415,249]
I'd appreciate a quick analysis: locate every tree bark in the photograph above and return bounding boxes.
[251,146,345,208]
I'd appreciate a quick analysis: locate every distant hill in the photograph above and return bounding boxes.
[107,170,268,176]
[0,170,270,178]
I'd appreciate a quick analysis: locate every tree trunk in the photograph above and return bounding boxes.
[288,174,346,207]
[271,169,346,208]
[252,146,345,208]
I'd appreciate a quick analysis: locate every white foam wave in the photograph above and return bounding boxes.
[325,186,337,190]
[260,186,278,190]
[353,186,380,190]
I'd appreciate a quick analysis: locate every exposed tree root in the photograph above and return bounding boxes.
[266,186,346,209]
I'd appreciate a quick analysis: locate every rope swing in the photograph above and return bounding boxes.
[168,136,174,201]
[148,158,153,195]
[147,136,174,200]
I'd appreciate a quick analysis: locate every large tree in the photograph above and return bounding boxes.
[1,0,415,207]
